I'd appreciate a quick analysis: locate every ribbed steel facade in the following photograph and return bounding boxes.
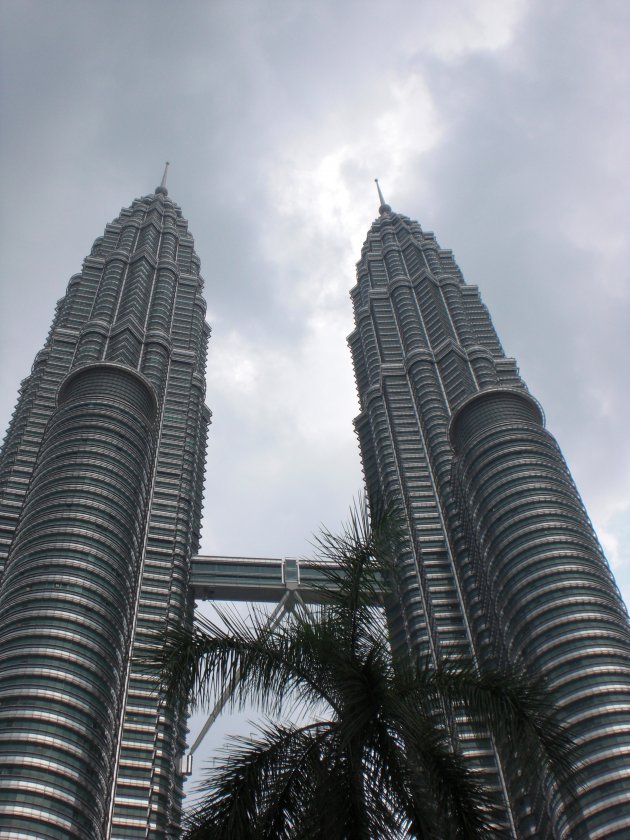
[0,183,210,839]
[349,201,630,838]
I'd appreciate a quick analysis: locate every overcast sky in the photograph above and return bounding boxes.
[1,0,629,793]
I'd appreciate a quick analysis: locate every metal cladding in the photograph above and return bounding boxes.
[0,364,157,838]
[349,204,630,838]
[0,187,210,839]
[451,388,630,837]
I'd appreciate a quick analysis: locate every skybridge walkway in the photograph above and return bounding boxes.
[190,554,342,603]
[182,554,383,770]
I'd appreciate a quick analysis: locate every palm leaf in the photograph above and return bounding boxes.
[185,719,333,839]
[152,498,577,838]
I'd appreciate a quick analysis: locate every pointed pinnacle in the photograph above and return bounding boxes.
[375,178,391,214]
[156,161,170,195]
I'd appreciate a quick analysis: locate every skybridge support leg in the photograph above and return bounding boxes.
[184,590,295,767]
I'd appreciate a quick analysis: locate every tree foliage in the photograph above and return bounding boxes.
[156,502,576,839]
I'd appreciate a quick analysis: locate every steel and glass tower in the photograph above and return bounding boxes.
[349,185,630,839]
[0,169,210,840]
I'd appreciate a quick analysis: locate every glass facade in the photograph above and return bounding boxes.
[349,200,630,838]
[0,183,210,839]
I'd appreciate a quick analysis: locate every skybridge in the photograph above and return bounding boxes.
[190,553,346,603]
[182,554,383,771]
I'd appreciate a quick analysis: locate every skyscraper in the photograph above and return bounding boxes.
[0,171,210,839]
[348,186,630,838]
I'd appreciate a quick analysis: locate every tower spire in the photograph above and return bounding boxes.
[374,178,391,214]
[156,161,170,195]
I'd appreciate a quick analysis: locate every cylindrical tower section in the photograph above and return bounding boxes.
[91,258,127,324]
[0,363,157,840]
[439,277,476,348]
[450,388,630,839]
[466,346,499,388]
[74,323,109,366]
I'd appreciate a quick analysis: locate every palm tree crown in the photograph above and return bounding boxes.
[157,503,576,839]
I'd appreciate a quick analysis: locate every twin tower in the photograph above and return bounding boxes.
[0,179,628,839]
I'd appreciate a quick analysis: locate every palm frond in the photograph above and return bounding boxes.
[185,719,333,840]
[410,656,579,805]
[156,606,344,719]
[379,693,505,839]
[152,499,578,838]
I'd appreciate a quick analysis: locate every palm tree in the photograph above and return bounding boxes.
[157,503,575,839]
